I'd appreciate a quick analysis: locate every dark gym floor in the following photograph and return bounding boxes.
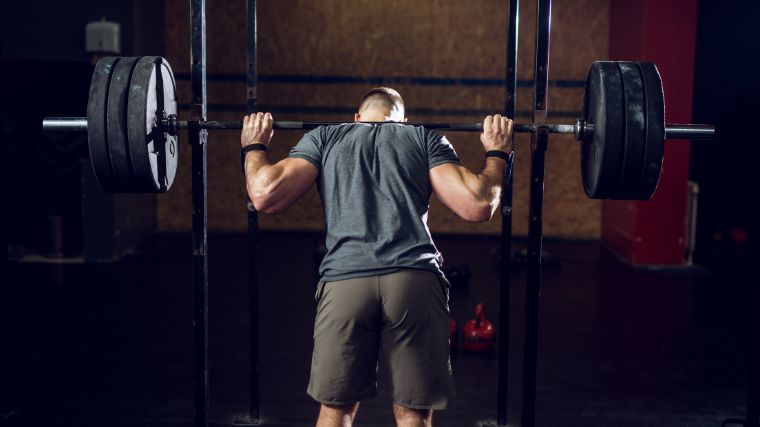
[1,233,755,426]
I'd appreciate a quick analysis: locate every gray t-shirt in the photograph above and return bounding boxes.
[289,123,461,283]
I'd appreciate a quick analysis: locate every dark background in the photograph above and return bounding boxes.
[2,0,163,258]
[691,0,760,267]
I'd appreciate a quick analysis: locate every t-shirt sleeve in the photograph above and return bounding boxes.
[288,127,323,172]
[425,130,461,169]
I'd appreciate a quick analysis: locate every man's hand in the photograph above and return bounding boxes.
[241,112,274,148]
[480,114,513,154]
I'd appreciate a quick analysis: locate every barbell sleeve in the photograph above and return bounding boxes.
[42,117,89,132]
[664,124,715,140]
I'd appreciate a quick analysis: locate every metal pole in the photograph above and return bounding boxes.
[185,120,575,134]
[521,0,551,426]
[747,275,760,427]
[497,0,519,425]
[189,0,209,426]
[41,117,716,140]
[246,0,261,422]
[0,105,6,268]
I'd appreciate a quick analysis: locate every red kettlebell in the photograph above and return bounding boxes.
[449,317,458,350]
[462,303,495,352]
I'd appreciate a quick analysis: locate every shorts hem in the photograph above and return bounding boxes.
[308,390,378,406]
[393,400,449,411]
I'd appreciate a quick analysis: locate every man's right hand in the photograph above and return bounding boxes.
[480,114,514,154]
[241,112,274,148]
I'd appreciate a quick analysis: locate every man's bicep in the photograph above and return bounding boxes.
[260,157,318,212]
[429,162,473,208]
[280,157,318,192]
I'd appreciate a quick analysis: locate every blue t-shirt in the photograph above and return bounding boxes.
[289,123,461,283]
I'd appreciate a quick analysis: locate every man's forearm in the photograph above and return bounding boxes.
[474,157,509,215]
[244,151,273,201]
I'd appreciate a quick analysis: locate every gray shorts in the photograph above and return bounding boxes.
[307,269,455,410]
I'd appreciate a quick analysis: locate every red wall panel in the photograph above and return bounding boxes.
[604,0,697,265]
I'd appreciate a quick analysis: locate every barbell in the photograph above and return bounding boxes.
[42,56,714,199]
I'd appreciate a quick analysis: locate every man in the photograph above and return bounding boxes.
[242,87,513,427]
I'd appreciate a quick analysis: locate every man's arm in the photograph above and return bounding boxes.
[242,112,318,214]
[429,115,513,222]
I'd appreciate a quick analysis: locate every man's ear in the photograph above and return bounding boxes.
[403,117,408,123]
[354,113,361,122]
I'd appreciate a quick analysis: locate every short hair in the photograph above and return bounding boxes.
[358,87,405,114]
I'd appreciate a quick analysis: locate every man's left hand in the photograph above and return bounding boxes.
[241,112,274,148]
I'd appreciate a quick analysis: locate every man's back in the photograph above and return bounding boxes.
[290,123,460,281]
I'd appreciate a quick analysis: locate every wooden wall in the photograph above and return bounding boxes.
[160,0,609,238]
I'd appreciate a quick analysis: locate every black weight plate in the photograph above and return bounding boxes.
[581,61,625,199]
[106,56,140,192]
[636,62,665,200]
[87,56,120,192]
[127,57,179,192]
[614,62,647,199]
